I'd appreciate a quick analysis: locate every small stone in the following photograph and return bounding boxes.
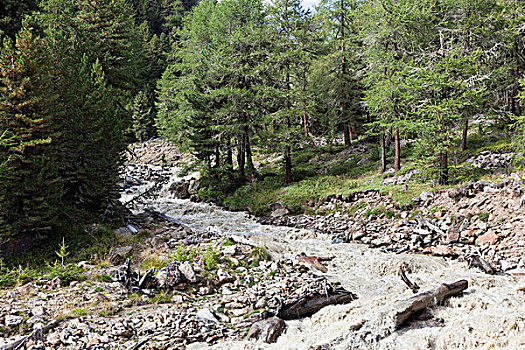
[179,262,197,283]
[255,298,266,309]
[86,337,101,348]
[432,245,456,257]
[196,308,219,324]
[47,331,61,346]
[476,231,498,246]
[142,321,157,331]
[271,208,289,218]
[31,306,47,316]
[229,307,251,317]
[5,315,23,327]
[19,283,34,296]
[222,245,237,256]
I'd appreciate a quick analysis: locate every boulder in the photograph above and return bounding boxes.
[246,317,287,343]
[271,208,289,218]
[476,231,498,246]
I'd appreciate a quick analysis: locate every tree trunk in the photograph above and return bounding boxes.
[343,124,351,148]
[394,129,400,171]
[340,0,349,149]
[513,43,521,116]
[214,144,220,168]
[461,110,468,151]
[226,137,233,169]
[381,132,386,173]
[237,136,245,178]
[245,127,256,178]
[302,81,309,136]
[385,127,392,148]
[285,146,292,184]
[284,62,293,184]
[439,152,448,185]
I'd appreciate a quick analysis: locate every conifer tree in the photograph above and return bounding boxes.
[266,0,314,183]
[0,25,61,236]
[132,90,154,141]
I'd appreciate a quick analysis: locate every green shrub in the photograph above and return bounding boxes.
[203,246,219,271]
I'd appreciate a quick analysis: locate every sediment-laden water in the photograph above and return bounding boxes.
[124,164,525,350]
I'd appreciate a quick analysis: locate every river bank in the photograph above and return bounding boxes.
[0,141,524,349]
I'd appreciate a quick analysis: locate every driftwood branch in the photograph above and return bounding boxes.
[0,319,61,350]
[398,266,420,293]
[124,177,166,207]
[127,331,164,350]
[393,279,468,327]
[278,286,357,320]
[143,208,193,230]
[297,253,330,273]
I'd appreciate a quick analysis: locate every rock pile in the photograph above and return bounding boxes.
[260,176,525,275]
[465,151,516,169]
[0,224,347,349]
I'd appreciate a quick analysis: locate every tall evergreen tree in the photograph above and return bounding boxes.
[0,25,61,236]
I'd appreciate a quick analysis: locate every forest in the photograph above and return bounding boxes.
[0,0,524,248]
[1,1,525,349]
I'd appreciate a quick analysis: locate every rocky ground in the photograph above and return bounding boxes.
[260,175,525,276]
[0,140,524,349]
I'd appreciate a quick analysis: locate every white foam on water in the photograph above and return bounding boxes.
[124,165,525,350]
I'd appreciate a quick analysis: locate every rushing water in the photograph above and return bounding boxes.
[124,165,525,350]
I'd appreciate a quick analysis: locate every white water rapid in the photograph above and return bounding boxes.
[123,164,525,350]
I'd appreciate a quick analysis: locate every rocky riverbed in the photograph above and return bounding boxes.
[1,142,524,349]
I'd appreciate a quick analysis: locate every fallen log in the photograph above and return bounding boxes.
[393,279,468,327]
[277,286,357,320]
[312,279,468,349]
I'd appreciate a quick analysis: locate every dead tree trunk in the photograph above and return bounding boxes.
[393,280,468,327]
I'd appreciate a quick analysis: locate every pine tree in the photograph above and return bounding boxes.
[0,0,38,39]
[315,0,364,148]
[0,24,61,236]
[76,0,145,94]
[132,90,154,141]
[266,0,314,183]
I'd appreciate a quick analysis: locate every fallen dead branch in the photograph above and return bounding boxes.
[0,319,61,350]
[296,253,331,273]
[393,279,467,327]
[126,331,164,350]
[143,208,193,230]
[398,266,420,293]
[277,285,357,320]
